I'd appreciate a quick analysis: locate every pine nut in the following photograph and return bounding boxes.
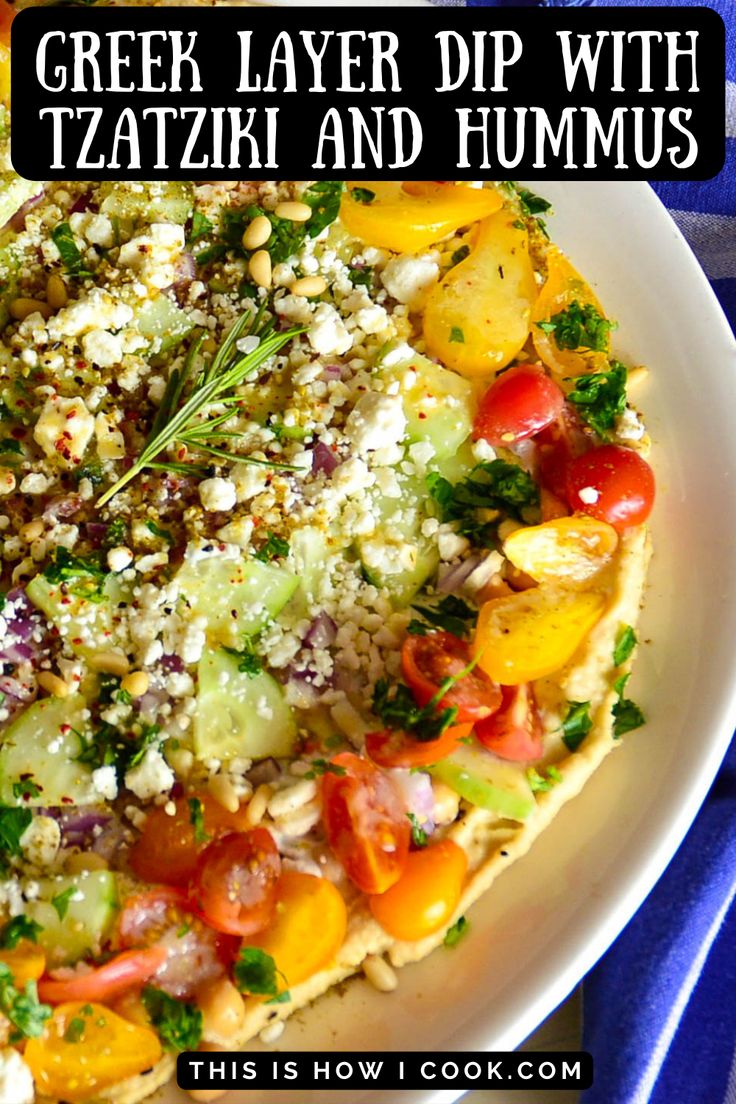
[273,800,321,838]
[363,955,398,993]
[19,519,44,543]
[245,783,272,827]
[275,201,312,222]
[107,546,133,573]
[259,1020,285,1044]
[11,558,35,585]
[248,249,272,289]
[627,366,649,388]
[46,274,68,310]
[207,773,239,814]
[37,671,69,699]
[291,276,327,298]
[241,214,271,251]
[89,651,130,677]
[431,780,460,826]
[111,989,151,1029]
[9,298,53,321]
[267,779,317,820]
[197,976,246,1039]
[188,1091,228,1103]
[64,851,109,874]
[120,670,149,698]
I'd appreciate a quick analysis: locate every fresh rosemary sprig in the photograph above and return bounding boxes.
[97,309,305,506]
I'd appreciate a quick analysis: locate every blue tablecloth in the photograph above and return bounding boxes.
[429,0,736,1099]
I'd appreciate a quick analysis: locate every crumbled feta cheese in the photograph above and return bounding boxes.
[95,413,126,460]
[381,255,439,306]
[578,486,600,505]
[118,223,185,289]
[20,815,61,869]
[107,545,133,572]
[82,328,123,368]
[437,525,470,561]
[92,764,119,801]
[124,747,175,801]
[47,288,133,339]
[616,407,646,442]
[471,437,497,463]
[230,463,269,503]
[308,303,352,356]
[345,393,407,456]
[19,473,50,495]
[0,1048,34,1104]
[199,477,237,512]
[34,395,95,468]
[331,457,375,498]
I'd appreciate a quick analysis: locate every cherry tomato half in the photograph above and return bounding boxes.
[474,683,543,762]
[565,444,655,531]
[369,839,468,941]
[322,752,410,895]
[189,829,280,938]
[473,365,565,447]
[38,947,167,1004]
[365,722,473,769]
[401,632,502,724]
[129,792,251,887]
[535,409,586,502]
[0,2,14,48]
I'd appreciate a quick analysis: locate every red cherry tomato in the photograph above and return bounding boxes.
[535,409,588,502]
[474,683,543,762]
[38,947,167,1005]
[473,365,565,447]
[401,632,502,724]
[365,722,473,769]
[0,1,14,48]
[188,829,280,938]
[565,444,655,531]
[322,752,410,895]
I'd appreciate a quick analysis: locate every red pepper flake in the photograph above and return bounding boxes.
[418,412,427,420]
[61,795,75,804]
[66,410,77,420]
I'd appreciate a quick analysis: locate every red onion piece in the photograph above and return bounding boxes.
[43,494,83,522]
[3,192,44,234]
[247,758,281,786]
[437,555,483,594]
[303,611,337,650]
[0,674,36,703]
[57,809,111,846]
[321,364,342,382]
[389,768,435,837]
[171,253,196,290]
[85,522,109,547]
[69,191,95,215]
[311,441,339,475]
[161,654,185,674]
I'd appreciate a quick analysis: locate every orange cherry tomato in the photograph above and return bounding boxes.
[401,632,502,723]
[322,752,410,895]
[369,839,468,942]
[474,683,543,762]
[0,940,46,986]
[25,1001,162,1104]
[244,871,347,995]
[38,947,167,1005]
[189,829,280,938]
[365,722,473,769]
[565,444,655,532]
[128,792,251,887]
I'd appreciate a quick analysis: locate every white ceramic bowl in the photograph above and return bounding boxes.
[160,185,736,1104]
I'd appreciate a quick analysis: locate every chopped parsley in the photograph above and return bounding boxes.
[373,668,465,744]
[145,520,174,545]
[0,964,51,1040]
[409,595,477,639]
[502,183,552,237]
[0,438,21,456]
[76,722,161,780]
[428,459,539,541]
[42,547,107,602]
[612,674,646,738]
[0,806,32,857]
[142,987,202,1052]
[186,210,214,249]
[64,1016,87,1043]
[527,765,563,793]
[103,517,128,548]
[348,264,374,288]
[561,701,592,752]
[188,798,210,845]
[349,187,375,205]
[266,990,292,1005]
[223,638,262,678]
[303,758,347,780]
[51,222,91,278]
[449,326,465,344]
[613,625,638,667]
[233,947,286,997]
[11,778,41,802]
[50,886,76,921]
[444,916,469,948]
[566,361,628,440]
[255,532,290,563]
[407,813,428,848]
[0,915,42,949]
[451,244,470,266]
[537,300,616,353]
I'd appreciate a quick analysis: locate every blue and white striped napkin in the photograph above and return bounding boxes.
[427,0,736,1099]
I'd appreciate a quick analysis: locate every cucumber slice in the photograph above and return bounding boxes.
[194,648,297,760]
[0,174,42,233]
[356,475,439,606]
[429,743,535,821]
[0,695,97,807]
[27,871,119,967]
[379,349,475,460]
[177,554,298,649]
[26,573,131,659]
[99,182,193,225]
[135,295,193,354]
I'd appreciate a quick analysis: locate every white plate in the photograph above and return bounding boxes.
[159,184,736,1104]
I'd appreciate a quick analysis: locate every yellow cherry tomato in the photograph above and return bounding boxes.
[474,586,606,684]
[369,839,467,942]
[423,208,538,378]
[531,246,612,383]
[503,517,619,586]
[0,941,46,986]
[339,181,502,254]
[243,871,347,994]
[0,45,9,107]
[25,1002,162,1104]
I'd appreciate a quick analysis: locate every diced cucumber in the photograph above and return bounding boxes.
[429,743,535,821]
[0,695,98,806]
[177,554,298,649]
[194,648,297,760]
[99,181,193,225]
[27,872,119,967]
[0,241,21,328]
[135,295,193,354]
[431,439,477,485]
[289,526,333,607]
[26,573,131,659]
[0,174,42,234]
[379,349,475,460]
[356,476,439,606]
